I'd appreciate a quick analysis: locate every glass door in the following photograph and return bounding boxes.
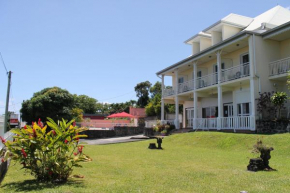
[186,108,194,127]
[224,103,233,128]
[240,53,249,76]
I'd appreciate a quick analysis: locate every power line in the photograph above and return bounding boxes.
[99,91,135,102]
[0,52,8,74]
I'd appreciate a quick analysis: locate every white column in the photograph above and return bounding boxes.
[193,91,198,130]
[175,69,180,129]
[193,62,197,90]
[216,50,223,130]
[216,50,222,84]
[161,75,165,121]
[217,86,223,130]
[249,35,256,131]
[193,62,197,130]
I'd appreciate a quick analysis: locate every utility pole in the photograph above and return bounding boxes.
[4,71,12,133]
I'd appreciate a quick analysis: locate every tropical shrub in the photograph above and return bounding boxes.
[256,92,275,120]
[0,118,91,182]
[270,91,288,119]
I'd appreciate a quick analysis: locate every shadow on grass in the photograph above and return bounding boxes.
[1,179,84,192]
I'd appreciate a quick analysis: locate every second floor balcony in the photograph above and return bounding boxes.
[163,87,175,97]
[221,63,250,83]
[163,63,251,97]
[269,57,290,77]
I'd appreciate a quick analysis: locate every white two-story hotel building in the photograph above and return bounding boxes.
[157,6,290,132]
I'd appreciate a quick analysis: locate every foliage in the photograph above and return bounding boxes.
[256,92,275,120]
[152,121,174,134]
[145,81,182,117]
[0,118,91,182]
[20,87,75,123]
[270,91,288,119]
[70,108,84,122]
[160,130,167,134]
[149,81,161,98]
[137,118,145,127]
[135,81,152,108]
[73,95,98,114]
[96,100,136,115]
[145,93,161,117]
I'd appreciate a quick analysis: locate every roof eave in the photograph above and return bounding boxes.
[262,21,290,39]
[156,31,255,75]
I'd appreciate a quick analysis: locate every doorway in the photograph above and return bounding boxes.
[186,108,194,127]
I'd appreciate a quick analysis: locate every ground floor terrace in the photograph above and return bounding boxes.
[161,77,259,131]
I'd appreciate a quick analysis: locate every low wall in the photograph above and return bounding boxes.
[256,120,290,134]
[83,127,144,139]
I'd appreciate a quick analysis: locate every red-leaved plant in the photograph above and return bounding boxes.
[0,118,91,182]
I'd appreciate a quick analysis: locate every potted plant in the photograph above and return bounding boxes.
[161,130,167,136]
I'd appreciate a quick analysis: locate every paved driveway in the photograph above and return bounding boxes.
[80,135,149,145]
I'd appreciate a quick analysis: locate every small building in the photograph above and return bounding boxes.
[129,107,146,118]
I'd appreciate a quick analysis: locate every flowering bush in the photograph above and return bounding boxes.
[0,118,91,182]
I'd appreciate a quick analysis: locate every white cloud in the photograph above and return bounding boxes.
[287,6,290,10]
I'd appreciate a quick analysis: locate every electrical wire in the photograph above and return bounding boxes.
[0,52,8,74]
[99,91,135,102]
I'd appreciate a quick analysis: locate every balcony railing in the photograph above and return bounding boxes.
[220,116,254,130]
[221,63,250,83]
[163,88,175,97]
[178,79,195,93]
[192,116,254,130]
[269,57,290,76]
[196,72,218,89]
[195,118,218,129]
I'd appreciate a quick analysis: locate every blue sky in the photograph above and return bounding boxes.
[0,0,289,115]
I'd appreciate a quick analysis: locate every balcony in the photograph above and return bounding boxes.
[162,63,251,97]
[163,88,175,97]
[221,63,250,83]
[178,79,195,94]
[196,72,218,89]
[269,57,290,77]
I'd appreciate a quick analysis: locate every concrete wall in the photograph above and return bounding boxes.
[212,31,222,45]
[222,46,249,68]
[83,127,144,139]
[222,25,242,40]
[254,36,281,94]
[200,37,211,51]
[192,42,200,55]
[280,38,290,58]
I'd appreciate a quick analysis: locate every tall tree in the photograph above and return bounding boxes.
[150,81,162,98]
[73,94,98,114]
[145,81,182,117]
[135,81,152,108]
[21,87,74,123]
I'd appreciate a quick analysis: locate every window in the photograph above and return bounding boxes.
[178,77,184,83]
[213,63,225,73]
[202,106,218,118]
[240,53,249,65]
[237,103,251,116]
[197,71,202,78]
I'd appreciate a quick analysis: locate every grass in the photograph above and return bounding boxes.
[2,132,290,193]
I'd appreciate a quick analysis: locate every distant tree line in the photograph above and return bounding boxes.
[20,81,181,123]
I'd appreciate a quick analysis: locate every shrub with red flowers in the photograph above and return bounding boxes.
[0,118,91,182]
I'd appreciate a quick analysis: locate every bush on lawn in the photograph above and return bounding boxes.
[0,118,91,182]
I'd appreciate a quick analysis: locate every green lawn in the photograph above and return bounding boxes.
[2,132,290,193]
